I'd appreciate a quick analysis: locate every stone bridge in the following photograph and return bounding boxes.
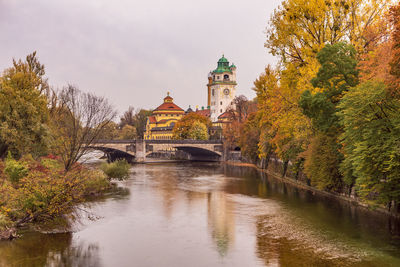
[89,139,224,162]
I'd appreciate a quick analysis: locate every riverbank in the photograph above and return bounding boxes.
[225,160,400,220]
[0,156,129,241]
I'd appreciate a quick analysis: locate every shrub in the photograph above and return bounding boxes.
[0,156,111,228]
[0,213,12,230]
[4,152,28,185]
[100,160,131,180]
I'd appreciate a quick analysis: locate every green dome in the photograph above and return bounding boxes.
[214,54,231,73]
[218,55,229,63]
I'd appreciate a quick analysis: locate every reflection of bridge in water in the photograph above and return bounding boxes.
[89,139,224,162]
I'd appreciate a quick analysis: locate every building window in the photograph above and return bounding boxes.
[217,76,220,80]
[220,109,222,113]
[220,101,222,105]
[224,74,229,80]
[212,89,215,96]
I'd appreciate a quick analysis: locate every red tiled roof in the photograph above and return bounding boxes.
[164,95,173,101]
[157,119,176,124]
[154,102,184,112]
[218,111,231,119]
[195,109,210,117]
[148,116,157,123]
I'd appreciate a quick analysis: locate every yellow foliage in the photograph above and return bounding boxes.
[256,0,391,162]
[255,65,312,160]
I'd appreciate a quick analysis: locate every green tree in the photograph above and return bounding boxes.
[338,81,400,208]
[97,121,119,140]
[188,121,209,140]
[119,124,137,140]
[299,42,359,132]
[303,133,343,191]
[0,52,49,158]
[299,42,358,192]
[134,109,152,138]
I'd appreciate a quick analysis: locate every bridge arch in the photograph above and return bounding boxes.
[175,146,221,161]
[88,146,135,163]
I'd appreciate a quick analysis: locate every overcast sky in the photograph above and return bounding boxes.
[0,0,281,114]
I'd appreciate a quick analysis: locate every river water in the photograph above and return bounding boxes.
[1,162,400,267]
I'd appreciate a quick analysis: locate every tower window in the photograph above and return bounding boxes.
[220,101,222,105]
[224,74,229,80]
[220,109,222,113]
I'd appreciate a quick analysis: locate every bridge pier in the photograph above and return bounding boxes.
[135,140,146,163]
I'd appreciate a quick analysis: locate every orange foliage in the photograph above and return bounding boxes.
[389,3,400,94]
[359,2,400,96]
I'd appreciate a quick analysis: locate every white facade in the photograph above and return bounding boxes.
[208,56,237,122]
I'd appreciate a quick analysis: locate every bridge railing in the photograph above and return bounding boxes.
[92,139,223,144]
[146,140,223,144]
[91,139,136,144]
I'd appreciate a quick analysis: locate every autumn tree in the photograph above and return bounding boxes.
[0,52,50,158]
[258,0,390,169]
[254,65,310,165]
[389,3,400,95]
[223,95,257,150]
[239,113,261,163]
[172,113,211,140]
[336,3,400,207]
[267,0,390,65]
[225,95,257,123]
[50,85,116,170]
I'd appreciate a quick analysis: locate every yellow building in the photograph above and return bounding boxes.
[144,94,185,140]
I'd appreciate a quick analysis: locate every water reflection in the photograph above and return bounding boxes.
[207,192,235,256]
[1,162,400,266]
[0,232,102,267]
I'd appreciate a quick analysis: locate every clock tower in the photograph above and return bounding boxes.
[207,55,237,122]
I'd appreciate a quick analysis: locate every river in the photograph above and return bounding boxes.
[1,162,400,266]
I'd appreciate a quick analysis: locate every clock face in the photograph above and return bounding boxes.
[223,89,230,95]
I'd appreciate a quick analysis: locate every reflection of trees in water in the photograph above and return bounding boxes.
[144,163,224,219]
[0,232,102,267]
[224,164,400,245]
[207,192,235,257]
